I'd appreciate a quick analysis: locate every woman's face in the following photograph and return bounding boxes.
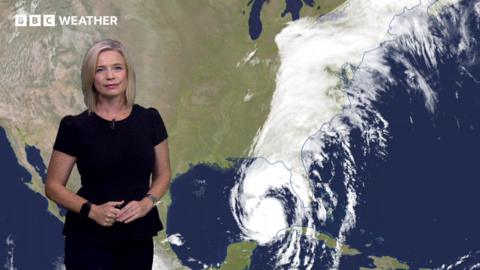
[93,50,128,101]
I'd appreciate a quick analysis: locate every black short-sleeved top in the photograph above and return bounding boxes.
[53,104,168,243]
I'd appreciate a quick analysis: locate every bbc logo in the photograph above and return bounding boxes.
[15,14,56,27]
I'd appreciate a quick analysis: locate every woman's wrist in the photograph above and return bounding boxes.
[145,193,159,206]
[140,196,154,211]
[87,204,97,220]
[80,201,92,218]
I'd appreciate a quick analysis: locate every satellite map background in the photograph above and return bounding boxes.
[1,0,479,269]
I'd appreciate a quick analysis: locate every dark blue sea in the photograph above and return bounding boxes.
[308,0,480,268]
[0,127,64,269]
[166,161,244,269]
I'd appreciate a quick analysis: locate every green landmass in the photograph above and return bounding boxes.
[316,232,361,256]
[367,255,410,270]
[212,241,257,270]
[296,227,361,256]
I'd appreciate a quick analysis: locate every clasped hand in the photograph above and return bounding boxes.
[89,199,154,227]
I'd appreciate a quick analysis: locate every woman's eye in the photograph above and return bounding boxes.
[114,66,123,70]
[95,68,104,73]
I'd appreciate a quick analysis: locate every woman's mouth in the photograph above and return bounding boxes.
[104,83,118,89]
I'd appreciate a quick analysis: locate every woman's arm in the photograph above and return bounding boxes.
[117,139,171,223]
[45,150,85,212]
[148,139,172,200]
[45,150,122,226]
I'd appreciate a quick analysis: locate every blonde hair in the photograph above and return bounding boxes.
[81,39,136,114]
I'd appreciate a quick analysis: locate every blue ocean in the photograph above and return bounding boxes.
[336,0,480,267]
[0,127,64,269]
[166,161,245,269]
[302,0,480,268]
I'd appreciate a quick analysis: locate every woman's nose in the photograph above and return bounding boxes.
[106,68,115,79]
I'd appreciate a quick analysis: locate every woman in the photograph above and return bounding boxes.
[45,39,171,270]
